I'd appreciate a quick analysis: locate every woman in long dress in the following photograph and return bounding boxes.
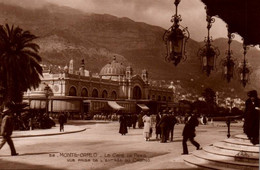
[143,113,152,141]
[119,115,128,135]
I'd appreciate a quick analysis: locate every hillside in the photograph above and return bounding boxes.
[0,2,259,99]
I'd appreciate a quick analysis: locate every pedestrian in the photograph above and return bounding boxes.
[132,113,138,129]
[0,105,19,156]
[168,111,178,142]
[155,112,162,140]
[243,90,259,145]
[119,114,128,135]
[126,114,132,129]
[58,112,66,132]
[142,113,152,141]
[182,112,201,155]
[157,110,168,143]
[29,117,33,130]
[138,111,144,128]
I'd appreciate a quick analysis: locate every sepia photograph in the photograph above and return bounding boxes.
[0,0,259,169]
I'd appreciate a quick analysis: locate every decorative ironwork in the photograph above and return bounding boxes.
[197,7,219,76]
[238,44,251,87]
[163,0,190,66]
[221,30,236,82]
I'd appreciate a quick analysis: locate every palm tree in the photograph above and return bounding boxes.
[0,24,42,106]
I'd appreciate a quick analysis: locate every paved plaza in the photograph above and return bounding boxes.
[0,120,243,170]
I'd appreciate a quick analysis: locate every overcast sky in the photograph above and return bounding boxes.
[0,0,243,42]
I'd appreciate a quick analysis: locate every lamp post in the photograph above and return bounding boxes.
[225,96,233,138]
[226,117,231,138]
[197,8,219,76]
[163,0,190,66]
[44,84,51,117]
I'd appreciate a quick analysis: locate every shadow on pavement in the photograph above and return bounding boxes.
[0,152,59,157]
[0,159,63,170]
[160,168,198,170]
[66,121,111,126]
[19,151,59,156]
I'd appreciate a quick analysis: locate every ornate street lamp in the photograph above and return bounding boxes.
[238,44,251,87]
[221,31,235,82]
[197,8,219,76]
[163,0,190,66]
[44,84,51,116]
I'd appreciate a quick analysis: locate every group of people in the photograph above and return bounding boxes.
[0,90,258,157]
[118,113,139,134]
[155,110,178,143]
[156,110,201,154]
[118,109,202,154]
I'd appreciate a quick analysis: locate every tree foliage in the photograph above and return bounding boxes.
[0,24,42,105]
[202,88,216,105]
[201,88,217,116]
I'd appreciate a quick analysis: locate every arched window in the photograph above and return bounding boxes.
[133,86,142,99]
[92,89,98,97]
[158,95,161,101]
[168,96,172,101]
[162,96,166,101]
[111,91,117,100]
[81,88,88,97]
[102,90,108,98]
[69,86,77,96]
[152,95,155,100]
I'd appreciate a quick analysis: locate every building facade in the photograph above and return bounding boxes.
[24,57,175,117]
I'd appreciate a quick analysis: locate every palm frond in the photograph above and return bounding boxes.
[0,24,42,103]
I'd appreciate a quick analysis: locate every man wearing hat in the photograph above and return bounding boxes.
[157,110,168,143]
[244,90,259,145]
[168,110,178,142]
[0,106,18,156]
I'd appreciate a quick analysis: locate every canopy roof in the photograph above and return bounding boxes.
[108,101,124,110]
[201,0,260,46]
[137,104,149,111]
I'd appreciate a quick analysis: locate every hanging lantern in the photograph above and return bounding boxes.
[197,10,219,76]
[221,31,236,82]
[163,0,190,66]
[223,58,235,82]
[238,44,251,87]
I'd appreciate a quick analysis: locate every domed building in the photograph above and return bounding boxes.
[99,56,126,80]
[24,57,175,118]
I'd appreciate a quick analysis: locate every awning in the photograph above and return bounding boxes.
[52,100,81,112]
[30,100,46,109]
[108,101,124,110]
[137,104,149,111]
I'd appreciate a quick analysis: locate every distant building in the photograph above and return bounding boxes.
[24,57,175,118]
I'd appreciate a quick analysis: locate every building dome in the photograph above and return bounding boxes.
[100,57,126,76]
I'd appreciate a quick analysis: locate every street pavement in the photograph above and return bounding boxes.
[0,120,244,170]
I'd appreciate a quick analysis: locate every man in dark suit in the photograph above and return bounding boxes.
[58,112,66,132]
[155,112,162,140]
[182,113,201,154]
[168,110,178,142]
[0,106,18,156]
[244,90,259,145]
[157,110,168,143]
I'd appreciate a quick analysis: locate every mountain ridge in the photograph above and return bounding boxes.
[0,2,259,99]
